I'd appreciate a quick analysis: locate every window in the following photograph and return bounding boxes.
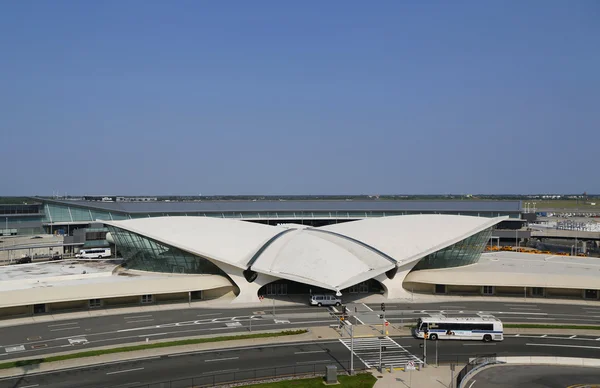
[482,286,494,295]
[531,287,544,297]
[141,294,153,304]
[435,284,446,294]
[584,290,598,300]
[89,299,102,308]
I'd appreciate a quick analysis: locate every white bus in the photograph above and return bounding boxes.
[76,248,112,259]
[414,316,503,342]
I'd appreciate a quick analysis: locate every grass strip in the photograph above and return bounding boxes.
[0,329,308,370]
[241,373,377,387]
[505,324,600,330]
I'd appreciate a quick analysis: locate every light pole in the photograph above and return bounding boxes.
[379,336,383,372]
[350,323,354,375]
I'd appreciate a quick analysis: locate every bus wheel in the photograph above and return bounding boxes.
[98,256,102,259]
[483,334,492,342]
[430,334,438,341]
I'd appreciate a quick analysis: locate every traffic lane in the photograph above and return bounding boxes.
[394,336,600,361]
[468,364,600,388]
[367,301,600,316]
[0,316,338,360]
[0,341,352,388]
[0,306,327,348]
[377,307,600,325]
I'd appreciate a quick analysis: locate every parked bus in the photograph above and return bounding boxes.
[414,316,503,342]
[76,248,112,259]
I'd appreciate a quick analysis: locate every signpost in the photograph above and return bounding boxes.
[406,360,416,388]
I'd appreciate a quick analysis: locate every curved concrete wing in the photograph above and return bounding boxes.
[321,214,506,265]
[103,217,284,269]
[250,228,396,291]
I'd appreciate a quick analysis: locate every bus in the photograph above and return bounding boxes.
[76,248,112,259]
[414,316,503,342]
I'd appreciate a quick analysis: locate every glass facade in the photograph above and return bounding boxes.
[106,226,226,275]
[412,227,493,270]
[41,202,520,224]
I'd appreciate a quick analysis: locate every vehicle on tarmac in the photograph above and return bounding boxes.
[15,255,32,264]
[309,294,342,307]
[414,316,503,342]
[76,248,112,259]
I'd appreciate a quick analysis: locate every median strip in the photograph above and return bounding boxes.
[0,329,308,371]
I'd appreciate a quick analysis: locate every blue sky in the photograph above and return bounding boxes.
[1,1,599,196]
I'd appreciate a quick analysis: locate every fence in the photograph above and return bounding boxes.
[130,361,368,388]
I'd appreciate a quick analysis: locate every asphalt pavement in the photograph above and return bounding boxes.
[2,301,600,361]
[4,334,600,388]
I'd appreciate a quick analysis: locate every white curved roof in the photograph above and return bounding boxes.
[250,228,395,290]
[104,215,506,291]
[322,215,506,264]
[104,217,284,269]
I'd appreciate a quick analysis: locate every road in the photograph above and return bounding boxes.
[2,301,600,361]
[3,334,600,388]
[468,364,600,388]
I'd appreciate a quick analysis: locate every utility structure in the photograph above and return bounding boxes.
[337,305,355,375]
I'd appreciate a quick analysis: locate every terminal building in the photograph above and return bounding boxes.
[0,198,599,319]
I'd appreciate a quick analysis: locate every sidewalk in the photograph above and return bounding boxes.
[373,365,454,388]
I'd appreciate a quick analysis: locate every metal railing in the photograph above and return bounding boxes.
[129,361,367,388]
[456,353,497,387]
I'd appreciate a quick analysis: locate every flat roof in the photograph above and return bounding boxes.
[0,259,116,284]
[43,198,523,215]
[405,251,600,290]
[0,260,231,308]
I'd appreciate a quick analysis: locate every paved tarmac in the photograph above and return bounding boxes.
[467,364,600,388]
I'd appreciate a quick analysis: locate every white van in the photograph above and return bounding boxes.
[309,294,342,307]
[76,248,112,259]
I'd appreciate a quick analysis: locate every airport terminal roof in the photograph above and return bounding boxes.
[42,198,523,215]
[405,251,600,290]
[0,260,231,308]
[104,215,505,291]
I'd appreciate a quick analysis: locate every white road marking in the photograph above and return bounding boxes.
[355,316,365,324]
[526,343,600,350]
[50,326,81,331]
[505,304,537,307]
[106,367,145,375]
[294,350,327,354]
[110,383,141,388]
[569,335,577,339]
[363,303,374,312]
[201,368,239,374]
[5,345,25,353]
[126,319,155,324]
[47,322,78,327]
[138,333,168,337]
[526,318,555,320]
[205,357,239,362]
[18,385,39,388]
[540,335,547,338]
[468,380,477,388]
[197,313,223,317]
[124,315,153,319]
[509,308,541,311]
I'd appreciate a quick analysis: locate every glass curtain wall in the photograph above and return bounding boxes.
[412,227,493,270]
[106,226,226,275]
